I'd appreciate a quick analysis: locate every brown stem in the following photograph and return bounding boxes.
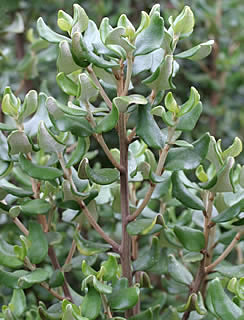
[87,66,113,110]
[205,231,244,273]
[13,217,29,236]
[119,112,133,318]
[48,246,73,302]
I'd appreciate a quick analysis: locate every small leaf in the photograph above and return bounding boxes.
[18,90,38,122]
[137,103,165,149]
[66,137,89,168]
[178,87,200,116]
[135,12,164,56]
[37,17,70,43]
[49,270,64,288]
[0,269,22,288]
[196,165,208,182]
[174,225,205,252]
[9,289,26,317]
[206,278,243,320]
[96,103,119,133]
[133,237,160,271]
[71,4,89,35]
[212,199,244,223]
[127,216,163,236]
[57,40,80,74]
[19,154,63,180]
[37,121,66,153]
[215,265,244,279]
[7,131,32,155]
[81,287,102,319]
[18,268,49,289]
[175,40,214,60]
[172,6,195,36]
[168,254,193,285]
[109,287,140,311]
[20,199,51,216]
[177,102,202,131]
[165,133,210,170]
[113,94,147,113]
[171,171,204,210]
[27,221,48,264]
[222,137,243,160]
[85,160,119,185]
[105,27,135,53]
[56,72,78,96]
[74,232,111,256]
[77,73,99,102]
[0,179,33,198]
[165,92,179,113]
[57,10,73,33]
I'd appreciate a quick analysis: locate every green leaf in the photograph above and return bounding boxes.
[222,137,243,160]
[82,275,112,294]
[77,73,99,102]
[9,289,26,317]
[128,305,160,320]
[4,13,24,33]
[73,32,119,69]
[7,131,32,155]
[74,232,111,256]
[211,157,235,193]
[71,4,89,35]
[96,104,119,134]
[81,287,102,319]
[0,160,13,178]
[113,94,147,113]
[101,254,119,281]
[206,278,243,320]
[137,103,165,149]
[18,90,38,122]
[134,12,164,56]
[212,199,244,223]
[37,121,66,153]
[109,287,140,311]
[175,40,214,60]
[165,133,210,170]
[37,17,70,43]
[57,40,80,74]
[105,26,135,53]
[66,137,89,168]
[127,216,164,236]
[143,55,174,92]
[174,226,205,252]
[0,179,33,197]
[84,159,119,185]
[176,102,202,131]
[46,96,87,117]
[135,11,150,37]
[2,92,20,118]
[171,171,204,210]
[19,154,63,180]
[0,269,22,288]
[49,270,64,288]
[20,199,51,216]
[133,236,160,271]
[56,72,78,96]
[215,265,244,279]
[168,254,193,285]
[172,6,195,36]
[165,92,179,113]
[178,87,200,116]
[57,10,73,33]
[18,268,49,289]
[27,221,48,264]
[0,123,17,131]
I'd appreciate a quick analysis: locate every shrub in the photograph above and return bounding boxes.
[0,3,243,320]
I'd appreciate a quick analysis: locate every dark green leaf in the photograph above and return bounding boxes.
[168,254,193,285]
[212,199,244,223]
[171,171,204,210]
[9,289,26,317]
[109,287,140,311]
[74,232,111,256]
[84,159,119,185]
[66,137,89,168]
[49,270,64,288]
[176,103,203,131]
[165,133,210,170]
[0,179,33,197]
[56,72,78,96]
[81,287,102,319]
[174,225,205,252]
[0,238,24,269]
[18,268,49,289]
[20,199,51,216]
[96,103,118,133]
[27,221,48,264]
[19,154,63,180]
[137,104,165,149]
